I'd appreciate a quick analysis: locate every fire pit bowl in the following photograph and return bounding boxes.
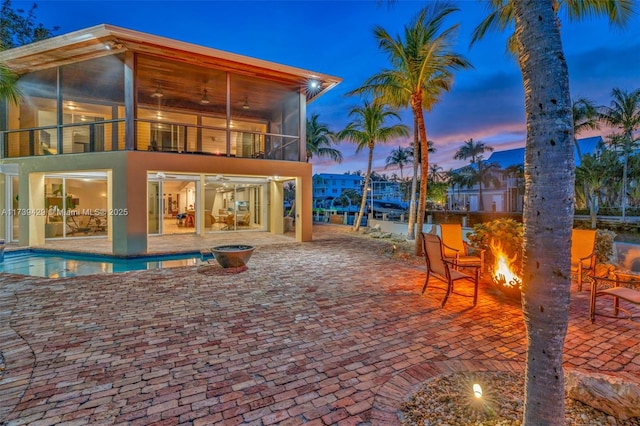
[210,245,255,270]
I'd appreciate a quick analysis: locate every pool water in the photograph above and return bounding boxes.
[0,250,211,278]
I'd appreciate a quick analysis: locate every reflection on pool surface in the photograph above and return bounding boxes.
[0,250,210,278]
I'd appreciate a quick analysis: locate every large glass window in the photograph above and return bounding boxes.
[4,55,125,157]
[135,54,302,160]
[230,73,300,160]
[44,174,108,239]
[203,176,265,232]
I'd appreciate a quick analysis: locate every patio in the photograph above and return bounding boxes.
[1,225,639,425]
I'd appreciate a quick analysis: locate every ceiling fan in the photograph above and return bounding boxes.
[155,172,177,180]
[211,174,230,182]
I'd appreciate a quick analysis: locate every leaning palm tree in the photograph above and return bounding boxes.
[337,100,409,232]
[305,113,343,164]
[472,1,633,424]
[599,88,640,221]
[384,145,412,179]
[454,139,494,211]
[351,3,471,250]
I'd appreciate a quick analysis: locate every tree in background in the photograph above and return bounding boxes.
[599,88,640,221]
[0,0,58,49]
[306,113,343,164]
[337,100,408,232]
[1,0,58,104]
[472,0,633,423]
[0,61,19,104]
[352,3,471,249]
[572,98,600,159]
[453,138,494,211]
[384,145,412,179]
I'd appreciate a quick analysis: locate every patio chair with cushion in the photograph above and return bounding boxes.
[421,232,480,308]
[440,223,485,273]
[571,228,597,291]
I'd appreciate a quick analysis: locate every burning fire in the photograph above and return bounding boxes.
[489,239,522,291]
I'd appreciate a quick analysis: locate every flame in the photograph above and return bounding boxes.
[489,239,522,289]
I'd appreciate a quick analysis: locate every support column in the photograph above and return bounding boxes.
[296,175,312,242]
[26,172,45,246]
[270,181,284,235]
[111,162,146,255]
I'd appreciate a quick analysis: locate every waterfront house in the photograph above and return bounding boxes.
[0,25,341,255]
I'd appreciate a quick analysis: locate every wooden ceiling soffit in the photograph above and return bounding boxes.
[4,39,116,74]
[127,41,304,86]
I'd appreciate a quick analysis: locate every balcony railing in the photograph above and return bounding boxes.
[1,119,301,161]
[1,120,125,158]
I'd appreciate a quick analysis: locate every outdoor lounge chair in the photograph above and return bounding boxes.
[571,228,597,291]
[421,232,480,308]
[440,223,485,273]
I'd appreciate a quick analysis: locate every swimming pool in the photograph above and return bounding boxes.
[0,250,211,278]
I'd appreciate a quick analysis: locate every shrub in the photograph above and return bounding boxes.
[468,218,524,276]
[468,219,617,273]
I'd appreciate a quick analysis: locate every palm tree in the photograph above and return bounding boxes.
[0,61,19,104]
[384,145,412,179]
[1,38,20,104]
[305,113,343,164]
[576,153,608,228]
[572,98,599,159]
[454,139,494,211]
[337,100,408,232]
[351,3,471,250]
[473,1,633,424]
[502,164,524,212]
[427,163,445,184]
[599,88,640,221]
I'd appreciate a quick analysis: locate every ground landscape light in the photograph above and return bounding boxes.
[473,383,483,398]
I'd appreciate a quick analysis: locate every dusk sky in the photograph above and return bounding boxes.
[19,0,640,175]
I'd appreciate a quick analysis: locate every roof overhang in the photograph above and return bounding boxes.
[0,24,341,102]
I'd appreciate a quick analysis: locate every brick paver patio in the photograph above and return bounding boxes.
[1,225,639,425]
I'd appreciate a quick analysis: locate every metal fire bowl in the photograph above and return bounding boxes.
[211,245,256,268]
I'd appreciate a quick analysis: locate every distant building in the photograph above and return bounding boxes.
[312,173,364,208]
[448,136,605,212]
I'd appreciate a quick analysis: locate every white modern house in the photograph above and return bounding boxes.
[0,25,341,255]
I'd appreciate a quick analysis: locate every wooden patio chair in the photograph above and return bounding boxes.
[571,228,597,291]
[440,223,485,273]
[421,232,480,308]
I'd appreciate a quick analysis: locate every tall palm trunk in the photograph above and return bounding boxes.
[407,123,419,240]
[354,143,374,232]
[514,0,574,424]
[478,163,485,211]
[412,94,429,256]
